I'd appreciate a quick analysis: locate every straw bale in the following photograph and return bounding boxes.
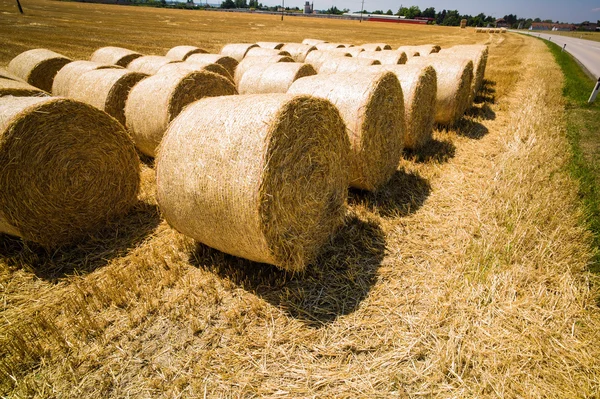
[165,45,208,61]
[239,63,316,94]
[127,55,180,75]
[234,55,294,85]
[280,44,317,62]
[52,60,122,97]
[370,64,437,149]
[158,61,233,83]
[245,47,291,58]
[69,68,147,125]
[256,42,285,49]
[0,96,139,247]
[304,50,350,71]
[358,50,407,65]
[220,43,259,61]
[318,57,381,75]
[156,93,349,271]
[8,49,72,92]
[0,77,48,97]
[361,43,392,51]
[0,67,23,81]
[302,38,327,46]
[185,53,239,78]
[441,44,488,93]
[407,56,473,125]
[90,46,143,67]
[288,71,405,191]
[315,43,347,50]
[330,47,364,57]
[125,70,237,157]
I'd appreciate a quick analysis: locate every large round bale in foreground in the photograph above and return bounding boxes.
[302,38,327,46]
[234,55,294,86]
[220,43,259,61]
[69,68,147,125]
[318,57,381,75]
[280,44,317,62]
[256,42,285,50]
[156,94,350,271]
[370,64,437,149]
[441,45,488,93]
[158,61,233,83]
[0,77,48,97]
[358,50,407,65]
[8,49,72,92]
[90,46,143,67]
[185,53,239,78]
[0,96,139,247]
[127,56,180,75]
[239,63,316,94]
[125,70,237,157]
[165,45,208,61]
[52,60,122,97]
[407,57,473,125]
[304,50,350,71]
[288,71,405,191]
[245,47,291,58]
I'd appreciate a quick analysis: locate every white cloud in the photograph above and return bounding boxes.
[593,7,600,12]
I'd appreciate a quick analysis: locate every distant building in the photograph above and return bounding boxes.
[303,1,313,14]
[530,22,576,31]
[580,21,599,31]
[495,18,509,28]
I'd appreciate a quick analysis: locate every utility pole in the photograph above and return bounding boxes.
[359,0,364,22]
[15,0,23,14]
[281,0,284,21]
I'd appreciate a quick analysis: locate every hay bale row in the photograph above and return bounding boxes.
[360,43,392,51]
[315,43,353,50]
[239,63,316,94]
[256,42,284,50]
[90,46,143,67]
[234,55,293,85]
[358,50,407,65]
[280,44,316,62]
[8,49,72,92]
[288,71,405,191]
[318,57,381,74]
[439,44,488,101]
[245,47,291,58]
[156,94,349,271]
[165,45,208,61]
[304,50,350,71]
[127,55,180,75]
[159,61,233,83]
[186,53,239,77]
[0,96,139,247]
[220,43,258,61]
[0,77,48,97]
[52,60,122,97]
[397,44,440,58]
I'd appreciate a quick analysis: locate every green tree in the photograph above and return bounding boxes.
[406,5,421,18]
[220,0,235,8]
[436,9,446,25]
[422,7,435,18]
[386,9,393,15]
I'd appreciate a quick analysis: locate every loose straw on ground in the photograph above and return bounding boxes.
[185,54,239,78]
[0,77,48,97]
[127,56,180,75]
[288,71,405,191]
[125,70,237,157]
[318,57,381,74]
[280,44,316,62]
[8,49,72,92]
[0,96,139,247]
[165,45,208,61]
[220,43,258,61]
[90,46,143,67]
[52,60,122,97]
[358,50,407,65]
[239,63,316,94]
[234,55,293,86]
[156,93,350,272]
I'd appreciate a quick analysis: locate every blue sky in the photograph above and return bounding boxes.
[257,0,600,23]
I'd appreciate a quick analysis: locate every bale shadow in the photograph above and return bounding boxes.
[189,214,385,327]
[404,138,456,164]
[453,118,490,140]
[0,201,161,282]
[475,79,496,104]
[347,170,431,217]
[466,103,496,121]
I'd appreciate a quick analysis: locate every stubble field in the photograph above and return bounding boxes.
[1,1,600,397]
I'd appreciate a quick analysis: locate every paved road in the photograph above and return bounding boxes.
[520,31,600,79]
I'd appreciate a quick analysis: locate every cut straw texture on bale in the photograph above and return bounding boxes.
[8,49,72,92]
[185,54,239,78]
[220,43,259,61]
[280,44,316,62]
[318,57,381,75]
[302,38,327,46]
[165,45,208,61]
[304,50,350,71]
[407,57,473,125]
[256,42,284,50]
[0,96,139,247]
[441,44,488,94]
[127,56,180,75]
[370,64,437,149]
[69,68,147,125]
[156,94,350,271]
[288,71,405,191]
[52,60,122,97]
[90,46,143,67]
[158,62,233,83]
[358,50,407,65]
[125,70,237,157]
[0,68,23,81]
[245,47,291,58]
[0,77,48,97]
[234,55,294,86]
[239,63,316,94]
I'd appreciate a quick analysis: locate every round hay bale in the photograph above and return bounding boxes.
[156,94,350,271]
[397,46,420,58]
[52,60,122,97]
[315,43,346,50]
[358,50,407,65]
[330,47,364,57]
[256,42,285,49]
[304,50,350,71]
[0,68,23,82]
[0,96,139,247]
[220,43,259,62]
[280,44,317,62]
[397,45,440,57]
[165,45,208,61]
[361,43,391,51]
[441,45,488,93]
[158,61,233,83]
[245,47,291,58]
[406,57,473,125]
[370,64,437,149]
[288,71,405,191]
[8,49,72,92]
[302,38,327,46]
[0,77,48,97]
[69,68,147,125]
[125,70,238,157]
[234,55,294,86]
[318,57,381,75]
[185,53,239,78]
[127,56,180,75]
[90,46,143,67]
[239,63,316,94]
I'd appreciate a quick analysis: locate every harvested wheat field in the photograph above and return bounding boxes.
[1,0,600,397]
